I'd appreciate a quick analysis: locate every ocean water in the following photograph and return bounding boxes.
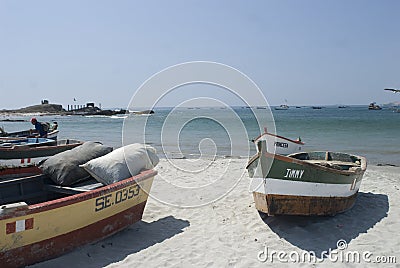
[1,106,399,166]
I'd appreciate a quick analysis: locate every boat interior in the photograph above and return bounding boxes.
[289,151,363,171]
[0,172,104,208]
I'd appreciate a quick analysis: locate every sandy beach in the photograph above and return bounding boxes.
[29,158,399,267]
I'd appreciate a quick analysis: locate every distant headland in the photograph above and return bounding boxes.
[0,100,128,116]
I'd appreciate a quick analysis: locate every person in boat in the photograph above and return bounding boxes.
[51,121,58,131]
[30,117,49,138]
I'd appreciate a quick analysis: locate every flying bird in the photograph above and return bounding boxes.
[384,88,400,93]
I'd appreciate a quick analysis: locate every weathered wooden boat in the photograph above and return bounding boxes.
[0,128,59,140]
[0,139,83,160]
[0,166,157,267]
[246,140,367,216]
[252,129,304,155]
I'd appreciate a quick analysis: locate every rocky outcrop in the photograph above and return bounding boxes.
[1,104,65,114]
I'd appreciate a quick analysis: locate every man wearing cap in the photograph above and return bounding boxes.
[30,117,48,138]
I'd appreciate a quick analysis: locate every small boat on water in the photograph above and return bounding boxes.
[252,129,304,155]
[130,109,155,115]
[246,140,367,216]
[0,165,157,267]
[274,104,289,110]
[0,139,83,160]
[368,102,382,110]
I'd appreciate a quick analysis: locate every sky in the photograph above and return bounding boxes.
[1,0,399,109]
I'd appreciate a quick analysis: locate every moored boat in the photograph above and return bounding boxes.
[0,128,59,140]
[274,104,289,110]
[368,102,382,110]
[0,165,157,267]
[0,137,56,148]
[246,140,367,216]
[252,129,304,155]
[130,109,155,115]
[0,139,83,161]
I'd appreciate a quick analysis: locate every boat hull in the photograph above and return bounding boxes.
[252,185,359,216]
[247,141,366,216]
[0,169,156,267]
[0,165,42,178]
[0,139,83,160]
[1,130,59,140]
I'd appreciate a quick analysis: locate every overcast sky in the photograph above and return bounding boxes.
[1,0,399,109]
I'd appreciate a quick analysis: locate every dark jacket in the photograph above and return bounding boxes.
[34,122,48,137]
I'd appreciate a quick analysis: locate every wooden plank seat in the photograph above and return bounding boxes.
[304,160,360,166]
[303,160,361,171]
[44,179,104,195]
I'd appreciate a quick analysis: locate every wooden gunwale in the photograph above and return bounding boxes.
[246,152,366,176]
[0,166,41,177]
[0,140,83,160]
[253,132,304,145]
[0,169,157,218]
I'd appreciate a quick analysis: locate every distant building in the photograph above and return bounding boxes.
[41,99,49,105]
[86,102,95,108]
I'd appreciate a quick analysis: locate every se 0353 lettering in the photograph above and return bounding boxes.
[95,185,140,212]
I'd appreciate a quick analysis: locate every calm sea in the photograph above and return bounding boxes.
[1,106,399,166]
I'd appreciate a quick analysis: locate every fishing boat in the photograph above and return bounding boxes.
[130,109,155,115]
[0,138,58,162]
[252,129,304,155]
[0,139,83,160]
[274,104,289,110]
[246,140,367,216]
[0,128,59,140]
[0,137,56,147]
[368,102,382,110]
[0,165,157,267]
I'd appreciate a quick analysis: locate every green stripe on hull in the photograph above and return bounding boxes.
[247,154,363,185]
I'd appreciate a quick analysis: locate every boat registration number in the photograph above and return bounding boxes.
[274,141,288,148]
[95,185,140,212]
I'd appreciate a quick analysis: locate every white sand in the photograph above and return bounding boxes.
[31,159,400,267]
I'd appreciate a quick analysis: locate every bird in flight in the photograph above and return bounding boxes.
[384,88,400,93]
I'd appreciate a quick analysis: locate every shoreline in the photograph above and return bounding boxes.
[1,110,398,168]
